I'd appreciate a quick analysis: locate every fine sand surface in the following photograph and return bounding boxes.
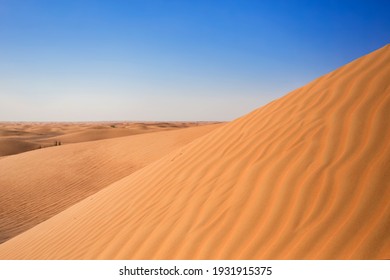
[0,121,208,157]
[0,124,222,244]
[0,45,389,259]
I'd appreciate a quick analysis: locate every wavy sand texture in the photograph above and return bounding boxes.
[0,45,389,259]
[0,124,220,244]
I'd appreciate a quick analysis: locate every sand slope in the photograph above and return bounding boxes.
[0,124,220,244]
[0,139,40,157]
[43,122,204,144]
[0,122,209,157]
[0,45,389,259]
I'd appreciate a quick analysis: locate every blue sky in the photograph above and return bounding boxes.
[0,0,389,121]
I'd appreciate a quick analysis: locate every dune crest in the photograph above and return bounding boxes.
[0,45,389,259]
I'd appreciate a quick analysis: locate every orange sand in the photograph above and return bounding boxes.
[0,45,389,259]
[0,124,221,244]
[0,121,212,157]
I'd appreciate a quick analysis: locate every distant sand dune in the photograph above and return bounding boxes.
[0,124,221,244]
[0,45,389,259]
[0,122,209,156]
[0,139,40,157]
[43,122,200,144]
[44,128,145,144]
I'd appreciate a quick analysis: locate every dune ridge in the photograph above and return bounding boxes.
[0,45,389,259]
[0,124,221,244]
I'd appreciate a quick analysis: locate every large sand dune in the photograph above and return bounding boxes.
[0,124,221,244]
[0,45,389,259]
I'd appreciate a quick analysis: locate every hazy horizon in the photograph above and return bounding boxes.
[1,0,389,121]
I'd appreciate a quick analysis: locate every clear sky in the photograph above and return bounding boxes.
[0,0,389,121]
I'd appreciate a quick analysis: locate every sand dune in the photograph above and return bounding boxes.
[0,124,221,244]
[0,139,40,157]
[0,122,209,157]
[0,45,389,259]
[44,128,148,144]
[43,122,204,144]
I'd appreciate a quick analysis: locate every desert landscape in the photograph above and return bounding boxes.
[0,121,215,157]
[0,121,221,244]
[0,45,389,259]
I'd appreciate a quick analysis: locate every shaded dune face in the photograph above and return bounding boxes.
[0,45,389,259]
[0,139,40,157]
